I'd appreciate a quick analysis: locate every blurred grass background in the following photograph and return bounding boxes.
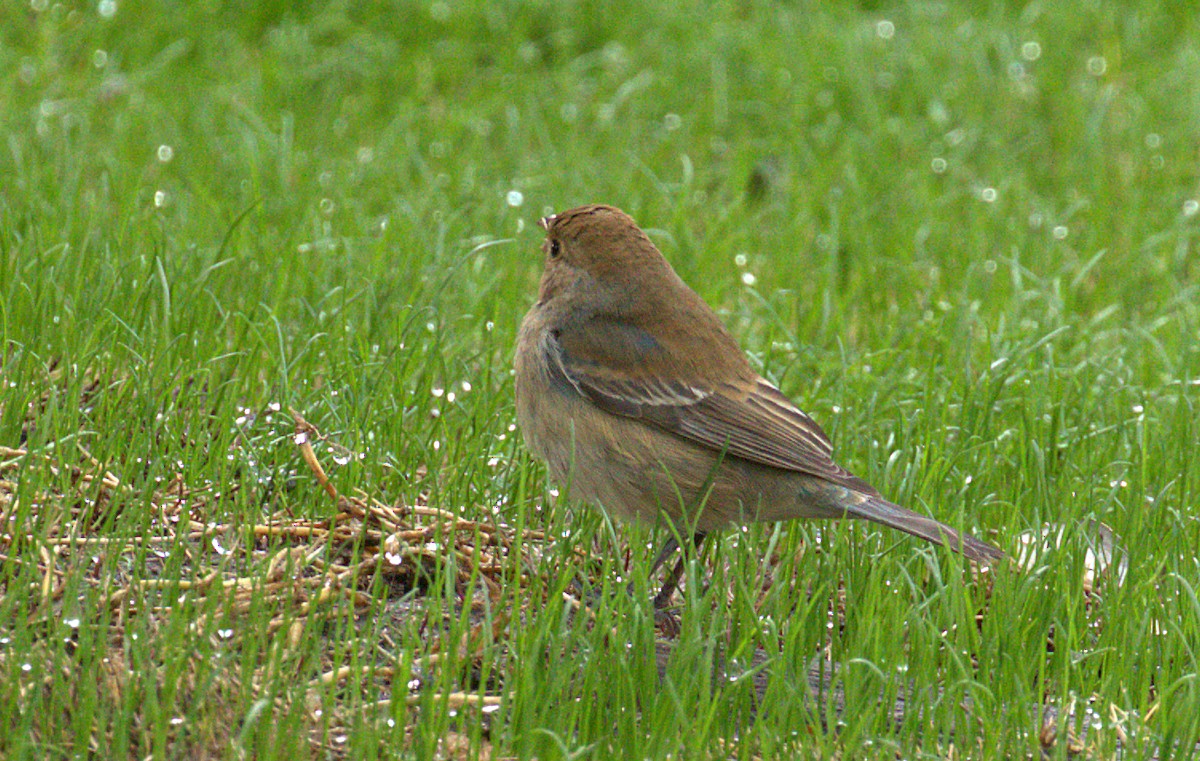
[2,1,1199,758]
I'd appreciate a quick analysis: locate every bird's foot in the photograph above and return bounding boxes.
[654,606,682,638]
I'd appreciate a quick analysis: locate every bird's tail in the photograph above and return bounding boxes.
[844,495,1006,564]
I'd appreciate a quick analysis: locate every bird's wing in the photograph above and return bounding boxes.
[546,323,879,495]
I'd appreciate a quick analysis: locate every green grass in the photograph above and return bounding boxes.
[2,0,1199,758]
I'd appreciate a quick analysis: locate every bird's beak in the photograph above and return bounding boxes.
[538,214,556,231]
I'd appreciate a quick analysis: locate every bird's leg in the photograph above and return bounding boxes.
[648,536,681,577]
[652,532,706,610]
[625,535,679,599]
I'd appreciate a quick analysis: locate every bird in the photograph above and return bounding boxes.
[514,204,1005,609]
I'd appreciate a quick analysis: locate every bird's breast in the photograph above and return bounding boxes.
[515,311,572,469]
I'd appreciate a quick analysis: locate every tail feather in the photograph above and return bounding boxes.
[845,495,1006,564]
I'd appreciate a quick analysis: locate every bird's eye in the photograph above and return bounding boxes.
[548,240,561,259]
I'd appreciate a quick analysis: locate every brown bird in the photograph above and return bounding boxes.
[514,204,1005,608]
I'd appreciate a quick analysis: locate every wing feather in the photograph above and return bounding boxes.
[545,329,878,495]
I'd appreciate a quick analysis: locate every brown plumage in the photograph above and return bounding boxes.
[515,204,1005,604]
